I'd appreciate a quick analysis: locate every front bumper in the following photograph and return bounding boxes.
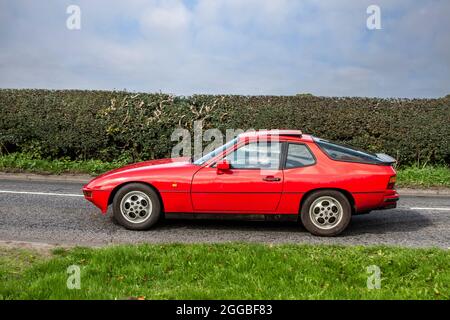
[82,185,111,214]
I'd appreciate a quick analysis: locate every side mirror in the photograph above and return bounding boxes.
[217,160,230,173]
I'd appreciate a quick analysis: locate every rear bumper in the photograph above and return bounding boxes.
[377,191,399,210]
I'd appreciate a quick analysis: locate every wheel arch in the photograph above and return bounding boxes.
[299,188,356,215]
[108,181,164,212]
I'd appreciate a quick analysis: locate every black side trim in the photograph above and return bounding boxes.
[165,213,299,221]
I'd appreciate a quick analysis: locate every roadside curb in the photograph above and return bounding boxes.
[397,188,450,196]
[0,172,449,196]
[0,172,92,183]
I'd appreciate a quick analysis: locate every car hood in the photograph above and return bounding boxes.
[113,156,190,173]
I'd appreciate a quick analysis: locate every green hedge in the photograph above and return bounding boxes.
[0,89,449,165]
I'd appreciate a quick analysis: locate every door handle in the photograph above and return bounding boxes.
[263,176,281,182]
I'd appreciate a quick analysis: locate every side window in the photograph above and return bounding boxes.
[225,141,281,169]
[285,144,315,168]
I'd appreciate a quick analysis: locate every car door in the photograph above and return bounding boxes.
[191,140,283,212]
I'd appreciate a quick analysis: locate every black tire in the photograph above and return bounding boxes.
[112,183,161,230]
[300,190,351,236]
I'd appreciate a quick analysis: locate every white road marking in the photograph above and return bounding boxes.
[0,190,448,211]
[0,190,83,197]
[409,207,450,211]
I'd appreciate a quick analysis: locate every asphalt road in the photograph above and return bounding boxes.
[0,179,449,248]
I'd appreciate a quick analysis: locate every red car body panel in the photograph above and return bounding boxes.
[191,167,283,212]
[83,133,398,215]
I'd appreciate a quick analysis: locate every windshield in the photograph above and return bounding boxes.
[193,138,238,165]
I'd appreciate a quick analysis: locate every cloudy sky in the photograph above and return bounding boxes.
[0,0,449,97]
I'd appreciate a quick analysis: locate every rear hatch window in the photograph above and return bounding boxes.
[313,137,395,165]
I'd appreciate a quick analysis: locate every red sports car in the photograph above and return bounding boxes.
[83,130,399,236]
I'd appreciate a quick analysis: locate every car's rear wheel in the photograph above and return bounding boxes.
[113,183,161,230]
[300,190,351,236]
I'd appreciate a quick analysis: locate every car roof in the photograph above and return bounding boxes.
[239,129,302,138]
[238,130,312,142]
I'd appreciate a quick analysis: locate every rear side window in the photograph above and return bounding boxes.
[285,144,316,168]
[313,137,382,164]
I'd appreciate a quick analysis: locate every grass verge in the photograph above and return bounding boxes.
[0,152,125,175]
[0,247,48,284]
[1,243,449,299]
[396,165,450,188]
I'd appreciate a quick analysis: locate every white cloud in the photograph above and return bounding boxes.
[140,0,191,36]
[0,0,449,97]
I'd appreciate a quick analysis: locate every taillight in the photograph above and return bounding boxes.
[387,176,396,189]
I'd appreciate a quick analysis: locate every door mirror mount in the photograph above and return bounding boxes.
[217,160,230,173]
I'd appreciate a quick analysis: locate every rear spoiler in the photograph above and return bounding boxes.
[375,153,397,165]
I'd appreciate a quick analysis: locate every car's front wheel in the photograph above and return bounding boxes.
[300,190,351,236]
[112,183,161,230]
